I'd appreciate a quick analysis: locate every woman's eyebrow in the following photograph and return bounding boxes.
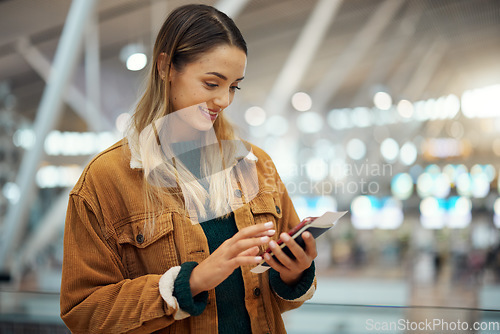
[206,72,245,81]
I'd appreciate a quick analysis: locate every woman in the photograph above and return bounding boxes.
[60,4,317,333]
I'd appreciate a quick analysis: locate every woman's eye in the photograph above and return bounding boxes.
[230,86,241,92]
[205,82,218,88]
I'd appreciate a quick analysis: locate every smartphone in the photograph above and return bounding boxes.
[251,211,347,273]
[262,216,318,264]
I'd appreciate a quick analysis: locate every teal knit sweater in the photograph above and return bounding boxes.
[171,141,315,333]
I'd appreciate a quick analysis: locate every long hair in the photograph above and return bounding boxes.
[128,4,247,234]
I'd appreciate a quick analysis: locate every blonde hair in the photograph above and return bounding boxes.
[128,5,247,235]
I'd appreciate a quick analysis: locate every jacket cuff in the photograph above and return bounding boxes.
[269,261,316,301]
[159,266,190,320]
[173,262,208,316]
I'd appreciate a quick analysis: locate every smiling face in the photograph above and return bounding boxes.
[165,44,247,142]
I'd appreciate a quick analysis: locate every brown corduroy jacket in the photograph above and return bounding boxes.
[60,139,315,334]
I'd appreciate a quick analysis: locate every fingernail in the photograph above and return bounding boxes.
[281,233,290,241]
[269,241,277,248]
[260,236,270,243]
[267,229,276,235]
[255,256,262,262]
[264,222,274,228]
[303,232,310,238]
[264,253,271,260]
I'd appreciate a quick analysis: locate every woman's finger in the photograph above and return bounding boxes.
[254,229,276,238]
[263,252,286,272]
[238,246,260,257]
[231,222,274,242]
[278,233,309,264]
[302,232,318,258]
[229,236,270,256]
[267,240,295,269]
[230,255,263,268]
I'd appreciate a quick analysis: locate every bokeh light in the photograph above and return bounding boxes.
[399,142,418,166]
[305,157,329,182]
[417,173,434,198]
[313,139,335,160]
[126,53,147,71]
[447,196,472,228]
[373,91,392,110]
[297,111,323,133]
[471,173,490,198]
[351,107,372,127]
[494,198,500,228]
[327,109,352,130]
[433,173,451,198]
[420,197,446,229]
[494,198,500,216]
[391,173,414,200]
[397,99,414,118]
[380,138,399,162]
[291,92,312,111]
[456,173,472,197]
[444,94,460,118]
[2,182,20,204]
[378,198,404,229]
[351,195,376,229]
[461,84,500,118]
[346,138,366,161]
[13,128,35,149]
[265,115,289,136]
[245,106,267,126]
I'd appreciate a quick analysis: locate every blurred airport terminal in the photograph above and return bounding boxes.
[0,0,500,332]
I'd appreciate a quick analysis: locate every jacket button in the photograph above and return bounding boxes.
[253,287,261,297]
[275,206,281,214]
[234,189,242,198]
[136,233,144,244]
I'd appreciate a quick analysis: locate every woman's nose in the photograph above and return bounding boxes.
[213,90,231,109]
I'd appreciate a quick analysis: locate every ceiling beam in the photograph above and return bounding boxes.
[349,2,423,107]
[400,38,447,101]
[386,36,430,99]
[12,11,106,276]
[0,0,99,272]
[263,0,343,115]
[15,37,111,131]
[84,8,103,131]
[311,0,404,112]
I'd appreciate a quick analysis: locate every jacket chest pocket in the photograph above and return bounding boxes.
[249,191,283,227]
[116,214,179,279]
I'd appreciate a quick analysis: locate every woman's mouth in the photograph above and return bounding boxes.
[198,106,219,121]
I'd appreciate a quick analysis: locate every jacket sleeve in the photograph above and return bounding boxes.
[267,156,317,312]
[60,194,184,334]
[269,262,316,301]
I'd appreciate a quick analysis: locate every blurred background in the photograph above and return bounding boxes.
[0,0,500,332]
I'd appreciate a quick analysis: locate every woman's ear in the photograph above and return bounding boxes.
[157,52,169,80]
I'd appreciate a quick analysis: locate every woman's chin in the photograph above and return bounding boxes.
[197,123,216,132]
[191,119,216,133]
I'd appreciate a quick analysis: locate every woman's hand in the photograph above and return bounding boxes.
[189,222,275,296]
[263,231,317,286]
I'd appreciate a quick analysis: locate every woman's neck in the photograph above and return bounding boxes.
[168,112,204,142]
